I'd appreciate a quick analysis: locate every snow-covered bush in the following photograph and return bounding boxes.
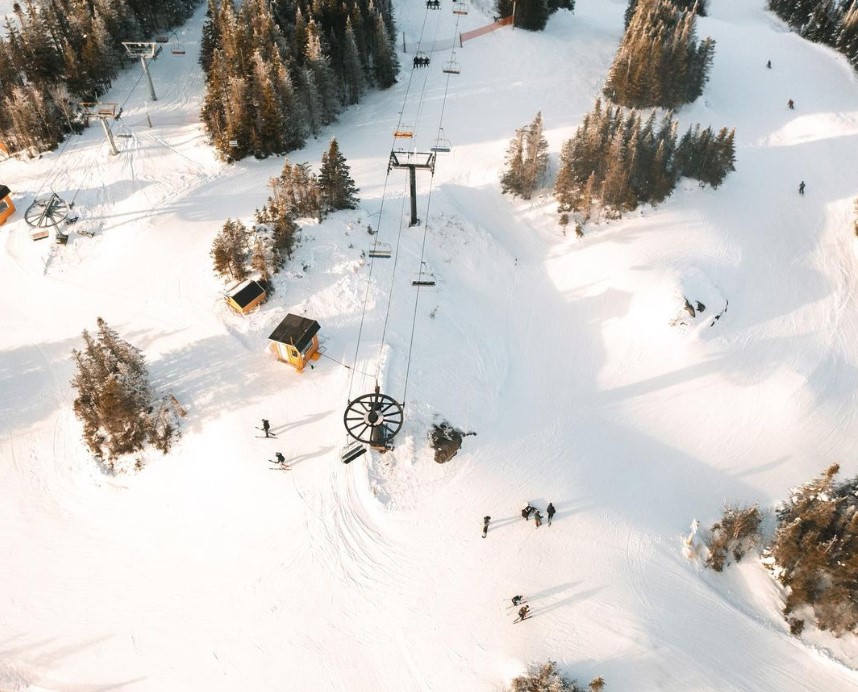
[770,464,858,636]
[704,504,762,572]
[71,318,180,469]
[509,660,605,692]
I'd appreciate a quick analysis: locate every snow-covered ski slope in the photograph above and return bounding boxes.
[2,0,858,689]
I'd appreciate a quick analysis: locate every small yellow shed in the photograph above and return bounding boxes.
[226,279,267,314]
[268,314,321,372]
[0,185,15,226]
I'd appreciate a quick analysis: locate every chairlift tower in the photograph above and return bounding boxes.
[122,41,160,102]
[81,102,120,156]
[388,149,436,227]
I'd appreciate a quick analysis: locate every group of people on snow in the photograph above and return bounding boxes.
[521,501,555,527]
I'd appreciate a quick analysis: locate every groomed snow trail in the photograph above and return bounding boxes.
[1,1,858,690]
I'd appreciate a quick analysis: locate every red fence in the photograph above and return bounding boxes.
[459,16,512,45]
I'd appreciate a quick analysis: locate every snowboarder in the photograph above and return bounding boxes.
[547,502,556,526]
[482,515,491,538]
[511,595,525,606]
[534,510,543,528]
[261,419,272,438]
[516,605,530,622]
[521,504,535,521]
[788,98,794,110]
[799,180,806,195]
[766,59,771,69]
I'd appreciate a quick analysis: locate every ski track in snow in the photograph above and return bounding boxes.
[2,0,858,690]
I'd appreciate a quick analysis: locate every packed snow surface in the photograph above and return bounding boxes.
[2,0,858,690]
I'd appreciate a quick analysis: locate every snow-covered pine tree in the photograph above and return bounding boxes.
[211,218,249,281]
[501,126,527,197]
[342,17,366,105]
[71,318,179,467]
[318,138,359,213]
[371,11,399,89]
[523,111,549,198]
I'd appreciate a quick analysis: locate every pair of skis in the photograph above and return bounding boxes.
[256,426,277,439]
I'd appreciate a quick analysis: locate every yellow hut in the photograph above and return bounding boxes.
[268,314,321,372]
[0,185,15,226]
[226,278,267,314]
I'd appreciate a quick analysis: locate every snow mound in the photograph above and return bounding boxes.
[667,266,729,332]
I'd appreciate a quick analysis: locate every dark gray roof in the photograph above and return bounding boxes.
[268,313,320,351]
[230,279,266,308]
[0,185,9,198]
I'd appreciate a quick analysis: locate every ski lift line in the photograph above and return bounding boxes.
[372,176,413,382]
[348,0,437,400]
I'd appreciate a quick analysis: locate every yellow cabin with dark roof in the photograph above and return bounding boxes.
[0,185,14,226]
[268,314,321,372]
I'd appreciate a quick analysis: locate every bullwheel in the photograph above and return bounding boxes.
[343,385,404,447]
[25,192,70,228]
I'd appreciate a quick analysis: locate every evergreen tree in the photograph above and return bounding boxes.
[502,112,549,199]
[71,318,178,467]
[211,218,249,281]
[605,0,715,109]
[500,126,527,197]
[318,137,359,212]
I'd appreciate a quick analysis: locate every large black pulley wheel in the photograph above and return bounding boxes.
[344,390,404,445]
[25,193,70,228]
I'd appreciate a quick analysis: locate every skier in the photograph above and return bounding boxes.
[413,55,420,69]
[788,98,794,110]
[261,418,272,438]
[766,59,771,69]
[482,515,491,538]
[534,510,543,528]
[521,504,535,521]
[274,452,287,465]
[511,595,525,606]
[547,502,556,526]
[799,180,806,195]
[516,604,530,622]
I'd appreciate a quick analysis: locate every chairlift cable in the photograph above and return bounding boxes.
[346,3,435,403]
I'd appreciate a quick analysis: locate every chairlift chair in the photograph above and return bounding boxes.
[368,241,392,258]
[171,32,185,55]
[426,0,441,9]
[393,125,414,139]
[412,261,436,287]
[431,130,452,153]
[452,1,468,14]
[155,35,169,43]
[442,55,461,74]
[341,439,368,464]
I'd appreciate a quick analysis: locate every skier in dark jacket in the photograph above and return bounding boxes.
[799,180,806,195]
[261,419,272,437]
[275,452,286,465]
[521,504,535,521]
[482,515,491,538]
[788,98,794,109]
[546,502,556,526]
[512,595,524,606]
[766,59,771,69]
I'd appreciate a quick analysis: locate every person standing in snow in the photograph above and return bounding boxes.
[799,181,806,195]
[766,60,771,69]
[261,419,272,438]
[482,515,491,538]
[534,510,543,528]
[521,504,535,521]
[547,502,556,526]
[788,98,794,110]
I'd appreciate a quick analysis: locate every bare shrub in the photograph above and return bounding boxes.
[509,660,603,692]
